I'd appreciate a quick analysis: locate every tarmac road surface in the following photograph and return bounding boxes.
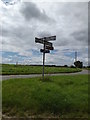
[1,70,90,80]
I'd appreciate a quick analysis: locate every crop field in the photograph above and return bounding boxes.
[2,75,88,118]
[1,64,82,75]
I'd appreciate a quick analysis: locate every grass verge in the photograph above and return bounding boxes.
[2,75,88,118]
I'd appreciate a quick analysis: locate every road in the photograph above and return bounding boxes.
[0,70,89,80]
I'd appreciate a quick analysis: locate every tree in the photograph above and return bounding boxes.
[70,65,75,68]
[64,65,68,67]
[74,61,83,68]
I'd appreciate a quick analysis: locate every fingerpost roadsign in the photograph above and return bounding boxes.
[44,36,56,41]
[45,45,54,50]
[35,36,56,81]
[35,37,52,46]
[40,49,50,53]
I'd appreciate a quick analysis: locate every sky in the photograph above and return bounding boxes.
[0,0,89,66]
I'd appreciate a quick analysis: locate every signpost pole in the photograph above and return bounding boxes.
[35,36,56,81]
[42,43,45,81]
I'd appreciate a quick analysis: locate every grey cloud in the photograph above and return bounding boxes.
[37,31,51,38]
[55,38,69,46]
[57,2,87,19]
[2,23,35,49]
[1,2,88,66]
[71,29,88,43]
[20,2,53,23]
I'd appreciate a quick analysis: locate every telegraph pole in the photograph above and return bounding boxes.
[75,51,77,62]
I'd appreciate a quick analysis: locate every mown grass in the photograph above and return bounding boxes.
[2,75,88,118]
[1,64,81,75]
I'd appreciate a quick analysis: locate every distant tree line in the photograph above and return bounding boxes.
[3,61,90,68]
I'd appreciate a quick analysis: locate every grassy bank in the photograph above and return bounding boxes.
[2,75,88,118]
[1,64,82,75]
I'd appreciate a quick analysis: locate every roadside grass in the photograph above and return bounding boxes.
[1,64,81,75]
[2,75,88,118]
[86,68,90,70]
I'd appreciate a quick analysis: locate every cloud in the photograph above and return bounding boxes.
[1,1,88,66]
[37,31,52,38]
[20,2,53,23]
[71,29,88,44]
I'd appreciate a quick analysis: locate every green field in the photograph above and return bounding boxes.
[1,64,82,75]
[86,68,90,70]
[2,75,88,118]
